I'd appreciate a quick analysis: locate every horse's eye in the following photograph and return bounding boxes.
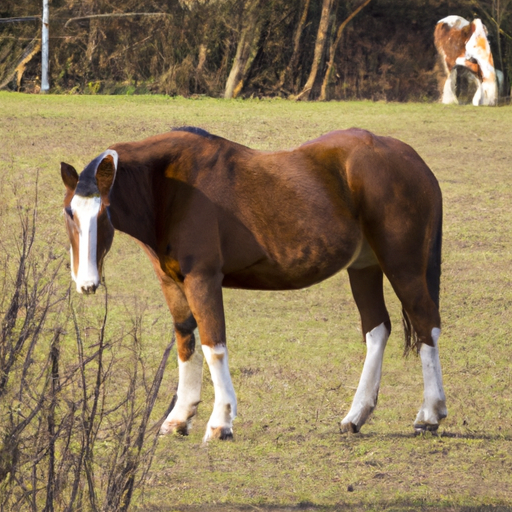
[65,206,74,220]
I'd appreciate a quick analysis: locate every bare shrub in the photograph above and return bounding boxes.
[0,180,174,511]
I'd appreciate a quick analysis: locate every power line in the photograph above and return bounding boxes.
[0,16,41,24]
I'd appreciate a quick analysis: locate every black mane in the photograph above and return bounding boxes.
[76,153,103,197]
[172,126,216,139]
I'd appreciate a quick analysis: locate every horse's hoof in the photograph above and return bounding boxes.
[340,421,360,434]
[160,420,189,436]
[414,404,446,435]
[203,426,233,442]
[413,423,440,435]
[340,404,373,434]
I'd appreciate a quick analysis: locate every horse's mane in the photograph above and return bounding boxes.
[75,153,104,197]
[172,126,216,139]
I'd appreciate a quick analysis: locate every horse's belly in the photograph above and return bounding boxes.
[222,236,360,291]
[219,190,363,290]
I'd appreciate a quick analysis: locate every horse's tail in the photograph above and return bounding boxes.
[402,209,443,355]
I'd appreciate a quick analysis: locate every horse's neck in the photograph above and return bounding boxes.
[109,164,157,248]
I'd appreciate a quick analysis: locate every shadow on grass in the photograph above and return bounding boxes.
[136,502,512,512]
[437,431,512,441]
[399,431,512,442]
[342,430,512,442]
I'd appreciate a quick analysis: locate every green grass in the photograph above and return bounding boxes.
[1,92,512,511]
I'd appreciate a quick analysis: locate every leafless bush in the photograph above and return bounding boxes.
[0,181,175,511]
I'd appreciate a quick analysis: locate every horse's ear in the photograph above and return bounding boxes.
[96,154,117,206]
[61,162,79,192]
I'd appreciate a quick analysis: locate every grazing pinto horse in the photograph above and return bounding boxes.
[60,127,447,441]
[434,15,499,106]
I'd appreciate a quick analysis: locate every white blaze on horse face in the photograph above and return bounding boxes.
[341,322,389,432]
[202,343,237,442]
[70,195,102,294]
[414,327,447,429]
[160,328,204,435]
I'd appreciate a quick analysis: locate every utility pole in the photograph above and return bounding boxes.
[41,0,49,92]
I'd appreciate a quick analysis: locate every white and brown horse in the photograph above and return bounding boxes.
[435,15,501,106]
[60,127,447,441]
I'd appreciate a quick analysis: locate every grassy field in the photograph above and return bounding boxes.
[1,93,512,511]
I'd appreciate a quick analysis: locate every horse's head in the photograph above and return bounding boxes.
[465,19,495,77]
[60,150,118,294]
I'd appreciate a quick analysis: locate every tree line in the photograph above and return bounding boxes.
[1,0,511,100]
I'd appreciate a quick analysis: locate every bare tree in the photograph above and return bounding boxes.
[224,0,263,99]
[319,0,372,100]
[276,0,311,94]
[297,0,333,100]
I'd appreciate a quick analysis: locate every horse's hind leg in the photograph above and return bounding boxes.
[414,327,446,432]
[341,265,391,433]
[385,271,447,432]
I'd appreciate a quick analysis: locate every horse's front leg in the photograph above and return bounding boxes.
[139,246,206,436]
[472,80,484,106]
[184,273,237,442]
[441,69,459,104]
[160,318,204,436]
[155,276,204,436]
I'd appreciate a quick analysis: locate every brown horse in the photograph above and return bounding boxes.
[60,127,447,441]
